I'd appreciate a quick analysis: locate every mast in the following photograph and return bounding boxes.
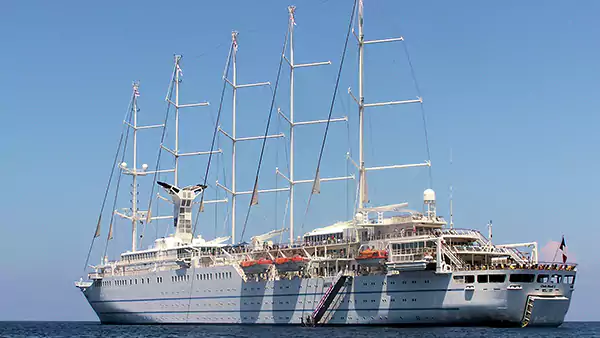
[131,83,139,251]
[449,148,454,229]
[277,6,352,244]
[357,0,365,209]
[115,82,167,252]
[217,32,286,245]
[158,55,226,242]
[349,0,429,209]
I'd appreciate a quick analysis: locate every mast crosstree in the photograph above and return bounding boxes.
[217,32,288,245]
[277,6,354,244]
[348,0,430,209]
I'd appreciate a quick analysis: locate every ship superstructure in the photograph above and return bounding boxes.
[76,1,576,327]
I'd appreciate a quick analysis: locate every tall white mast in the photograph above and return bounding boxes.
[277,6,352,244]
[217,32,287,244]
[131,83,139,250]
[449,148,454,229]
[159,55,227,239]
[350,0,429,209]
[115,82,169,252]
[163,55,224,187]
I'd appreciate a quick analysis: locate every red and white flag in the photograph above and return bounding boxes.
[289,6,297,26]
[559,236,568,263]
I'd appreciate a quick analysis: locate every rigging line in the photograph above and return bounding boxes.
[82,91,135,273]
[214,118,220,238]
[186,45,234,322]
[300,0,357,233]
[103,106,134,258]
[270,84,290,176]
[402,41,433,187]
[192,41,234,237]
[143,60,178,238]
[240,27,290,242]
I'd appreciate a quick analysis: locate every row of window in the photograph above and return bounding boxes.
[171,272,234,283]
[453,273,576,284]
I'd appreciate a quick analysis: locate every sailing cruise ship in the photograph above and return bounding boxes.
[76,1,577,327]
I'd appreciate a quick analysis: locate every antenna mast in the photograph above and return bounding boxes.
[349,0,430,209]
[115,82,170,252]
[450,148,454,229]
[217,32,287,244]
[277,6,353,244]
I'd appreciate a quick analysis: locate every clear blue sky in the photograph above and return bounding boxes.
[1,0,598,322]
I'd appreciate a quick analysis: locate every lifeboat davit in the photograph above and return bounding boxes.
[356,249,388,266]
[275,255,308,272]
[241,259,272,274]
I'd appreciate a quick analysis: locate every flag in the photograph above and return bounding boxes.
[250,181,259,206]
[358,0,364,19]
[312,169,321,194]
[134,87,140,97]
[199,201,205,213]
[108,221,114,240]
[289,6,297,26]
[361,172,369,205]
[232,31,238,52]
[176,63,183,77]
[560,236,567,263]
[145,208,152,225]
[94,216,101,238]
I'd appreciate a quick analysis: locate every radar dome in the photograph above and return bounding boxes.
[423,188,436,202]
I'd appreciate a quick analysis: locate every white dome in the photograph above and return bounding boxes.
[423,188,436,202]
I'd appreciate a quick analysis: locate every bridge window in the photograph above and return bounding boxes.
[537,274,549,283]
[477,275,488,283]
[564,275,575,284]
[509,274,535,283]
[550,275,562,284]
[488,274,506,283]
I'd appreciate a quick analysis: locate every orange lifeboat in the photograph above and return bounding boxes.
[241,260,256,268]
[356,249,388,266]
[292,255,308,263]
[275,257,292,265]
[257,258,273,265]
[275,255,307,272]
[240,259,271,274]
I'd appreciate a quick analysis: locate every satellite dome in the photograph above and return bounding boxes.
[423,188,436,202]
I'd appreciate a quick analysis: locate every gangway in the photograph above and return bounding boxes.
[308,271,351,326]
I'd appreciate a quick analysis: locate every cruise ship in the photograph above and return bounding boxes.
[76,1,577,327]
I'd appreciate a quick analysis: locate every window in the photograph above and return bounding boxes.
[453,276,465,283]
[488,274,506,283]
[477,275,488,283]
[509,274,535,283]
[464,275,475,283]
[537,274,549,283]
[564,275,575,284]
[550,275,562,284]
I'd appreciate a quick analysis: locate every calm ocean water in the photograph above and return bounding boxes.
[0,322,599,338]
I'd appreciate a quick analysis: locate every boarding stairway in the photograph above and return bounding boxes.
[521,296,535,327]
[443,245,464,269]
[308,271,352,326]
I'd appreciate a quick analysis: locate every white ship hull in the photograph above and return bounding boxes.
[82,266,574,327]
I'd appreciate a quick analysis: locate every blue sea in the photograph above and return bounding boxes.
[0,322,598,338]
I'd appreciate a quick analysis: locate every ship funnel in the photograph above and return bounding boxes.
[157,181,207,243]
